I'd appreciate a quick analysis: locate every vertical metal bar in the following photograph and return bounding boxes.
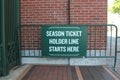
[2,0,9,76]
[99,26,102,56]
[104,26,107,57]
[95,26,97,56]
[38,27,41,56]
[14,0,17,64]
[114,25,118,69]
[0,4,1,53]
[87,26,92,57]
[16,0,21,65]
[28,28,30,56]
[89,26,92,57]
[24,27,26,57]
[23,28,26,56]
[92,26,96,57]
[10,0,12,42]
[12,0,14,41]
[18,0,23,58]
[110,26,112,56]
[0,45,2,75]
[33,26,35,57]
[7,0,9,43]
[10,0,12,41]
[0,0,2,75]
[13,0,14,42]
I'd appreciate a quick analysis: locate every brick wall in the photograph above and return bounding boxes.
[70,0,107,24]
[20,0,107,50]
[20,0,68,24]
[20,26,41,50]
[20,0,107,24]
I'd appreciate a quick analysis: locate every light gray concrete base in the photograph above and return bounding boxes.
[22,58,69,65]
[22,57,107,66]
[70,58,106,66]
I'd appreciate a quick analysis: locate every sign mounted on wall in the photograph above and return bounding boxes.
[42,25,87,57]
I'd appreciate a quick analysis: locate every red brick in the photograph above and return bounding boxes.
[20,0,107,50]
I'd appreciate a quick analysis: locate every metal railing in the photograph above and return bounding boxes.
[20,24,118,67]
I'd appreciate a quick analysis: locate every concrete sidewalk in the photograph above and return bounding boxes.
[0,65,29,80]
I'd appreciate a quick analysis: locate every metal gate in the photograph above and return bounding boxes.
[21,24,118,68]
[0,0,20,76]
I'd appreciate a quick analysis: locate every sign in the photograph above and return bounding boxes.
[42,25,87,57]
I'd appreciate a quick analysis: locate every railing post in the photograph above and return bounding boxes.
[1,0,9,76]
[113,25,118,70]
